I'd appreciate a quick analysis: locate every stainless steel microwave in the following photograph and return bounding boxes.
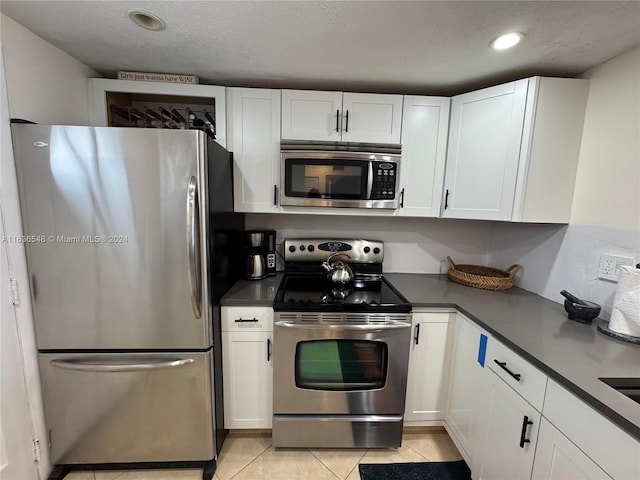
[280,142,401,209]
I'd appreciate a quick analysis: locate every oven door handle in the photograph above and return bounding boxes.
[275,321,410,331]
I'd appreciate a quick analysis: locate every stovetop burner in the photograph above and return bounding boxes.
[273,238,411,313]
[273,274,411,313]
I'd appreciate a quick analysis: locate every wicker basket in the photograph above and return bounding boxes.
[447,256,521,291]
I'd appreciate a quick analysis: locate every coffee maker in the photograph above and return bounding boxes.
[242,230,276,280]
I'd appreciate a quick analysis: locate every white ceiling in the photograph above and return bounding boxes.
[2,1,639,95]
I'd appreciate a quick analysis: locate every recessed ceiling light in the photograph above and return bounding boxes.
[128,9,165,31]
[491,32,524,50]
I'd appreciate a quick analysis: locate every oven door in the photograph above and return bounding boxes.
[273,316,411,415]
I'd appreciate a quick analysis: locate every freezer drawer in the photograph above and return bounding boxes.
[39,350,215,465]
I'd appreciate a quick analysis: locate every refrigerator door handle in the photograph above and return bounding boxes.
[50,358,196,372]
[187,176,202,319]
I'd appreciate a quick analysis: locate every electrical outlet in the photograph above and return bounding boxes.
[598,255,634,282]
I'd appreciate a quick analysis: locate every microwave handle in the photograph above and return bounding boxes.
[366,162,374,199]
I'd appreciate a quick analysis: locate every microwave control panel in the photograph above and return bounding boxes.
[371,162,397,199]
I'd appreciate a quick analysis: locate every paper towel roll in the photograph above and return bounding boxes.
[608,265,640,338]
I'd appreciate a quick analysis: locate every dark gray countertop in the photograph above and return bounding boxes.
[221,274,283,306]
[222,273,640,440]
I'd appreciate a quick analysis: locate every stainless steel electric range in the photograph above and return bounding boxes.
[272,238,412,448]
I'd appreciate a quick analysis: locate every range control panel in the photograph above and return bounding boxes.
[284,238,384,264]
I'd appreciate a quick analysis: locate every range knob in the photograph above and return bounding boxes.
[288,245,296,253]
[373,247,381,255]
[308,245,315,252]
[300,245,306,251]
[364,246,371,254]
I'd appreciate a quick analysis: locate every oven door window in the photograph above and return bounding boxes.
[284,159,369,199]
[295,340,388,391]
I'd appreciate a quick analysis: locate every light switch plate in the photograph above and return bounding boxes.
[598,255,635,282]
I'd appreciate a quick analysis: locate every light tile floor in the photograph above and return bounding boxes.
[66,429,463,480]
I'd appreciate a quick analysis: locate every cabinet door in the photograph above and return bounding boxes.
[444,314,487,468]
[405,311,453,423]
[227,88,281,213]
[281,90,343,141]
[222,331,273,429]
[532,419,611,480]
[397,96,450,217]
[342,93,403,144]
[476,370,540,480]
[442,79,528,221]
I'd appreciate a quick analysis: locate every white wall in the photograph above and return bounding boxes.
[571,46,640,230]
[0,43,42,480]
[246,214,494,273]
[488,46,640,319]
[0,16,99,478]
[1,14,99,124]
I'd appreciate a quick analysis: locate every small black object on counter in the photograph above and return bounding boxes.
[561,290,601,323]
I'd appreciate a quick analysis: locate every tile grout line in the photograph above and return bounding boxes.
[225,440,273,480]
[341,449,368,480]
[306,448,367,480]
[305,449,340,480]
[402,440,431,462]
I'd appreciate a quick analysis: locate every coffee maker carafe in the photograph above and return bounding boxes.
[242,230,276,280]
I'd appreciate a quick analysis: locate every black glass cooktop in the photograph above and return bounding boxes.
[273,275,411,313]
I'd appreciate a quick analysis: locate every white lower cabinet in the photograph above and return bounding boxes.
[221,306,273,429]
[404,310,454,423]
[444,313,489,468]
[541,379,640,480]
[475,368,540,480]
[532,418,612,480]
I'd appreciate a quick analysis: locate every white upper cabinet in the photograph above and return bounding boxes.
[227,88,281,213]
[442,79,528,221]
[89,78,227,148]
[281,90,403,144]
[397,96,450,217]
[281,90,343,142]
[341,92,403,143]
[441,77,589,223]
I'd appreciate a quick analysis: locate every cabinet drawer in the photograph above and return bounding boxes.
[486,339,547,411]
[543,379,640,480]
[222,306,273,332]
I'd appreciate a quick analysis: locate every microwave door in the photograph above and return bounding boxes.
[280,150,400,209]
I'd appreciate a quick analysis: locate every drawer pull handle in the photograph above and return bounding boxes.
[414,323,420,345]
[235,317,259,323]
[494,359,521,381]
[519,415,534,448]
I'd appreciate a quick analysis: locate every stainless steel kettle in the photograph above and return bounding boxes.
[322,253,354,285]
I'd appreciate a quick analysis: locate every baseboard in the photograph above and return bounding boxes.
[403,425,446,433]
[227,429,272,436]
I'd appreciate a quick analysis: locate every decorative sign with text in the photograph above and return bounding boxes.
[117,71,199,84]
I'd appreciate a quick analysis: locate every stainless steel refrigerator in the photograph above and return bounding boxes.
[11,124,243,479]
